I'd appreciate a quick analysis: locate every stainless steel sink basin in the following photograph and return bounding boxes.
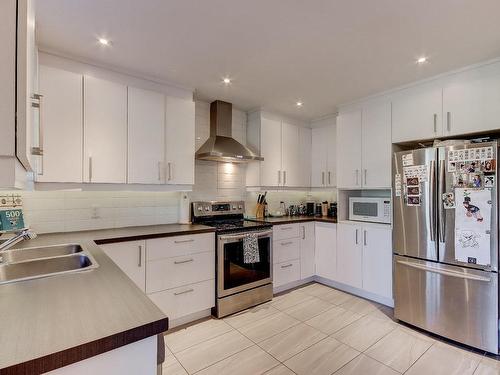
[0,244,83,263]
[0,243,98,285]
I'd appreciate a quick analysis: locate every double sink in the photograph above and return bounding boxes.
[0,243,99,285]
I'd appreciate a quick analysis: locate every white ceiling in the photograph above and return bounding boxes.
[36,0,500,121]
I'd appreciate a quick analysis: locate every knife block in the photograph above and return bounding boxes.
[255,203,265,218]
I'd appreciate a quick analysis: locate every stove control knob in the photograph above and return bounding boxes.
[238,205,243,209]
[232,206,236,210]
[205,206,210,211]
[197,206,202,211]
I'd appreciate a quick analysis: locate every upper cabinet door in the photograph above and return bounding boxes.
[443,63,500,137]
[362,100,392,188]
[311,126,328,187]
[392,83,442,143]
[298,126,312,187]
[84,76,127,183]
[337,110,362,189]
[326,124,337,187]
[281,122,300,187]
[128,87,165,184]
[260,117,282,186]
[165,96,195,185]
[37,66,83,183]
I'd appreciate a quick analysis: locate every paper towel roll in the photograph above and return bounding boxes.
[179,193,190,224]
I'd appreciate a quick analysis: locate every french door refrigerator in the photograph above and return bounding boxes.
[393,141,498,353]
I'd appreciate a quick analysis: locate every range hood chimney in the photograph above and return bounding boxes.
[195,100,263,162]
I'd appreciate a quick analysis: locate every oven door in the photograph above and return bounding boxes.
[217,229,273,298]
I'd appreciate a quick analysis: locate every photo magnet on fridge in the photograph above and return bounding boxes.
[484,175,495,188]
[406,177,419,186]
[407,186,420,196]
[481,159,496,172]
[442,192,455,209]
[470,173,483,188]
[407,196,421,206]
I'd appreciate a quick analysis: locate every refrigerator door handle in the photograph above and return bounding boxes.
[429,160,436,242]
[395,260,492,282]
[438,159,446,243]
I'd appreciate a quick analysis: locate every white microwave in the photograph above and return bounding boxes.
[349,197,391,224]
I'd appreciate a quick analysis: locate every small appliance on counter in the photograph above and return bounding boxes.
[306,202,315,216]
[315,203,323,217]
[349,197,391,224]
[328,202,337,219]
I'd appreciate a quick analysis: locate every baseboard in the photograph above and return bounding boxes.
[273,276,315,294]
[169,308,212,328]
[314,276,394,307]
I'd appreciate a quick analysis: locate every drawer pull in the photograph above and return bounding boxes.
[174,239,194,244]
[281,263,293,269]
[174,258,194,265]
[281,241,293,246]
[174,288,194,296]
[280,226,293,230]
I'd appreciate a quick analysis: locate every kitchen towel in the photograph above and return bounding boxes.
[243,233,260,264]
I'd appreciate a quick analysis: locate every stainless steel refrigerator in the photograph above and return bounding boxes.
[393,141,498,353]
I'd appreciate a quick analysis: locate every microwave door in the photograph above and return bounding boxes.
[438,143,498,272]
[393,147,438,261]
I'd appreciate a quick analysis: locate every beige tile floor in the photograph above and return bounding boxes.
[163,282,500,374]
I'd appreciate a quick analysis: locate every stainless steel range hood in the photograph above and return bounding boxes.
[195,100,263,162]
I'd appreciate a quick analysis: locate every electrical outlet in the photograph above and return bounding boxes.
[91,204,100,219]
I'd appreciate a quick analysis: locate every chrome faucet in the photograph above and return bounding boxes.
[0,228,37,253]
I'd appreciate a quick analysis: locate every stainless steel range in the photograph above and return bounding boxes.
[191,201,273,318]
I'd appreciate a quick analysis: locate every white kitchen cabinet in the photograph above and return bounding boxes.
[336,223,363,289]
[392,82,442,142]
[83,76,128,183]
[362,225,392,300]
[165,96,195,185]
[260,116,282,186]
[361,100,392,188]
[298,126,312,187]
[273,260,301,288]
[37,65,83,183]
[300,222,315,279]
[100,240,146,292]
[128,87,165,184]
[337,110,362,189]
[443,63,500,137]
[315,222,337,280]
[311,124,336,187]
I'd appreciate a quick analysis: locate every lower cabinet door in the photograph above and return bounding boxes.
[100,240,146,292]
[315,223,337,280]
[337,223,363,288]
[273,259,300,287]
[362,225,393,299]
[148,279,215,320]
[300,222,315,279]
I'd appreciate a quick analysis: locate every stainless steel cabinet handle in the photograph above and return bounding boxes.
[438,159,446,243]
[364,169,367,186]
[167,162,172,181]
[281,241,293,246]
[158,161,161,181]
[302,226,305,240]
[281,264,293,269]
[174,258,194,264]
[363,230,367,246]
[328,171,331,185]
[283,170,287,185]
[355,229,359,245]
[322,171,325,185]
[138,245,142,267]
[396,260,491,282]
[433,113,437,133]
[174,288,194,296]
[174,239,194,244]
[278,170,281,185]
[446,111,451,132]
[89,156,93,182]
[281,226,292,230]
[31,93,44,156]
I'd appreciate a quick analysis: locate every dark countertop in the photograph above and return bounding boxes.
[0,223,215,375]
[246,216,337,225]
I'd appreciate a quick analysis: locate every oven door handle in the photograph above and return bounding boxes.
[218,229,273,242]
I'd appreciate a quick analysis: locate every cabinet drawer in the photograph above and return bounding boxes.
[273,259,300,287]
[146,251,215,293]
[146,233,214,261]
[273,224,300,241]
[273,238,300,264]
[148,280,215,320]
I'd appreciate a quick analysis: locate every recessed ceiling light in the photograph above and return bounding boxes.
[296,101,303,107]
[222,77,231,85]
[98,37,110,46]
[416,56,427,64]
